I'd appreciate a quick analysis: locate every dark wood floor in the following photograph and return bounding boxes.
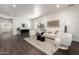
[0,33,46,55]
[54,41,79,55]
[0,33,79,55]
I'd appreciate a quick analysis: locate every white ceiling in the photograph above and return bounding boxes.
[0,4,74,19]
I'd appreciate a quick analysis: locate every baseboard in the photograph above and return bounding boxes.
[72,39,79,42]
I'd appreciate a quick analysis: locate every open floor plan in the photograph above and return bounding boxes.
[0,4,79,55]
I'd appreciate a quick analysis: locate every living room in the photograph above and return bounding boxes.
[24,4,79,55]
[0,4,79,55]
[0,0,79,59]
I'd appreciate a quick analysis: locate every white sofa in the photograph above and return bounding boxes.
[42,33,56,39]
[42,30,59,39]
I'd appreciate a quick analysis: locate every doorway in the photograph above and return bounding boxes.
[0,18,12,54]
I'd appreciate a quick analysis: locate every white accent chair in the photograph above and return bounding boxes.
[55,33,72,50]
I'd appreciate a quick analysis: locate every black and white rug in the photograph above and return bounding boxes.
[24,36,58,55]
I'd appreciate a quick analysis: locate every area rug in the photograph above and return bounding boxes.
[24,36,58,55]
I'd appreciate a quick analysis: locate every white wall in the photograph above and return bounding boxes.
[32,5,79,42]
[13,17,31,35]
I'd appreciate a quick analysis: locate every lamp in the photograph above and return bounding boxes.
[64,25,67,33]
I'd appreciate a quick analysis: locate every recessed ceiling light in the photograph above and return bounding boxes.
[13,4,16,7]
[56,5,60,8]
